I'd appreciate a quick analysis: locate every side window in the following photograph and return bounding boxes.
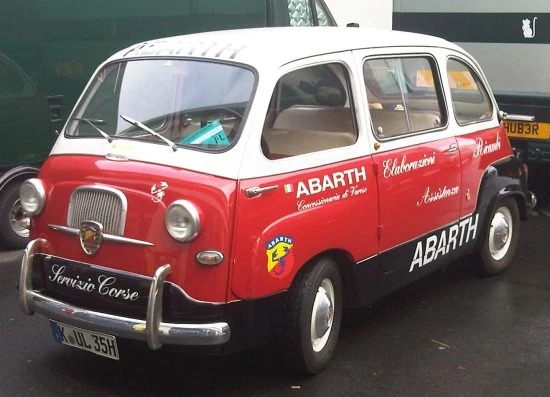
[447,58,493,125]
[287,0,313,26]
[261,63,357,159]
[363,56,446,139]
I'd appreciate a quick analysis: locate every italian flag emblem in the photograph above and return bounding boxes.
[283,184,293,193]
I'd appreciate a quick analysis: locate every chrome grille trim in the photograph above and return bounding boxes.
[67,185,127,235]
[48,225,154,247]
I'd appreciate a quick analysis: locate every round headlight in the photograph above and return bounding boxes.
[165,200,200,242]
[19,179,46,216]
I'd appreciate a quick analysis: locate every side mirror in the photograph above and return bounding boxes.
[347,22,360,27]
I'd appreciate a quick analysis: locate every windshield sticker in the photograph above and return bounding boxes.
[285,167,368,212]
[417,185,459,206]
[474,133,501,157]
[266,235,294,279]
[151,182,168,203]
[410,214,479,272]
[180,120,229,146]
[383,153,436,178]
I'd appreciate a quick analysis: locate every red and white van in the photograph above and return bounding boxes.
[18,27,534,374]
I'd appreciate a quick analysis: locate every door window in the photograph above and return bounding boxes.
[447,58,493,125]
[261,63,357,159]
[363,56,447,139]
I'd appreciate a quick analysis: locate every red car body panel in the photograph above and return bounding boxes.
[232,158,379,299]
[32,154,237,303]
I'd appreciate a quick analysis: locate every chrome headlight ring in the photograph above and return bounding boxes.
[164,200,201,242]
[19,178,46,216]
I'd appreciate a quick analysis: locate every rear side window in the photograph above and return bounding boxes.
[261,63,357,159]
[363,56,447,139]
[447,58,493,125]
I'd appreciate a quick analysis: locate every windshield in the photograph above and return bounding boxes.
[66,59,256,151]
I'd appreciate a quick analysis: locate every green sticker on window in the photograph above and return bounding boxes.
[180,120,229,146]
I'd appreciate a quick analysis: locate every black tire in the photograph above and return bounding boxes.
[476,197,520,276]
[0,181,29,250]
[278,257,343,375]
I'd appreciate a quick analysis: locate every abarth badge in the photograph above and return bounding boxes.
[79,221,103,255]
[151,181,169,203]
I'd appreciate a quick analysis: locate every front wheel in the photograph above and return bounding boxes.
[0,181,30,250]
[278,257,343,375]
[476,197,520,276]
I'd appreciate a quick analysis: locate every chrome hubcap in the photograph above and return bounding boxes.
[310,278,335,352]
[488,207,512,261]
[9,198,30,238]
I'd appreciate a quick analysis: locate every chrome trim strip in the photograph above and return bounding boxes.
[167,282,226,305]
[19,239,230,346]
[146,264,171,350]
[48,224,154,247]
[356,253,379,265]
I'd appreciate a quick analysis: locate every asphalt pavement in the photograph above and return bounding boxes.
[1,211,549,397]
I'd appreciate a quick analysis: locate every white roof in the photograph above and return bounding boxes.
[112,27,465,69]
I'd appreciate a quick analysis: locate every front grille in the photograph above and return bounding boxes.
[67,186,127,235]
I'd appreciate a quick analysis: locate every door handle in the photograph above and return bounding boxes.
[245,185,278,198]
[446,144,459,153]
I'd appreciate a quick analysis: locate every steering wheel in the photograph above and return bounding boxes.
[200,107,243,140]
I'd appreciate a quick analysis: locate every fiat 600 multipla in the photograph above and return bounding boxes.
[18,27,535,374]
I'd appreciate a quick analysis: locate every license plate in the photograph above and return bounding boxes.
[504,121,550,140]
[50,320,120,360]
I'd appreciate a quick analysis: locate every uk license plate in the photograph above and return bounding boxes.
[504,121,550,140]
[50,320,120,360]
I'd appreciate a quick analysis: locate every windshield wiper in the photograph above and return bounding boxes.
[71,117,112,143]
[119,114,177,152]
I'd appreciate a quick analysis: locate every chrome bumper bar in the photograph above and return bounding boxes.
[19,239,230,348]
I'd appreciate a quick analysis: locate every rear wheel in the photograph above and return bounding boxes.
[0,181,30,250]
[476,197,520,276]
[278,257,343,375]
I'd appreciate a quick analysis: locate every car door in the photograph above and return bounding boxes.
[445,56,506,218]
[233,53,379,299]
[358,51,461,274]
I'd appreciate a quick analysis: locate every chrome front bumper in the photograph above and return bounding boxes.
[19,239,230,349]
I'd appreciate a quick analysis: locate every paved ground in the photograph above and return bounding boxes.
[1,211,549,397]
